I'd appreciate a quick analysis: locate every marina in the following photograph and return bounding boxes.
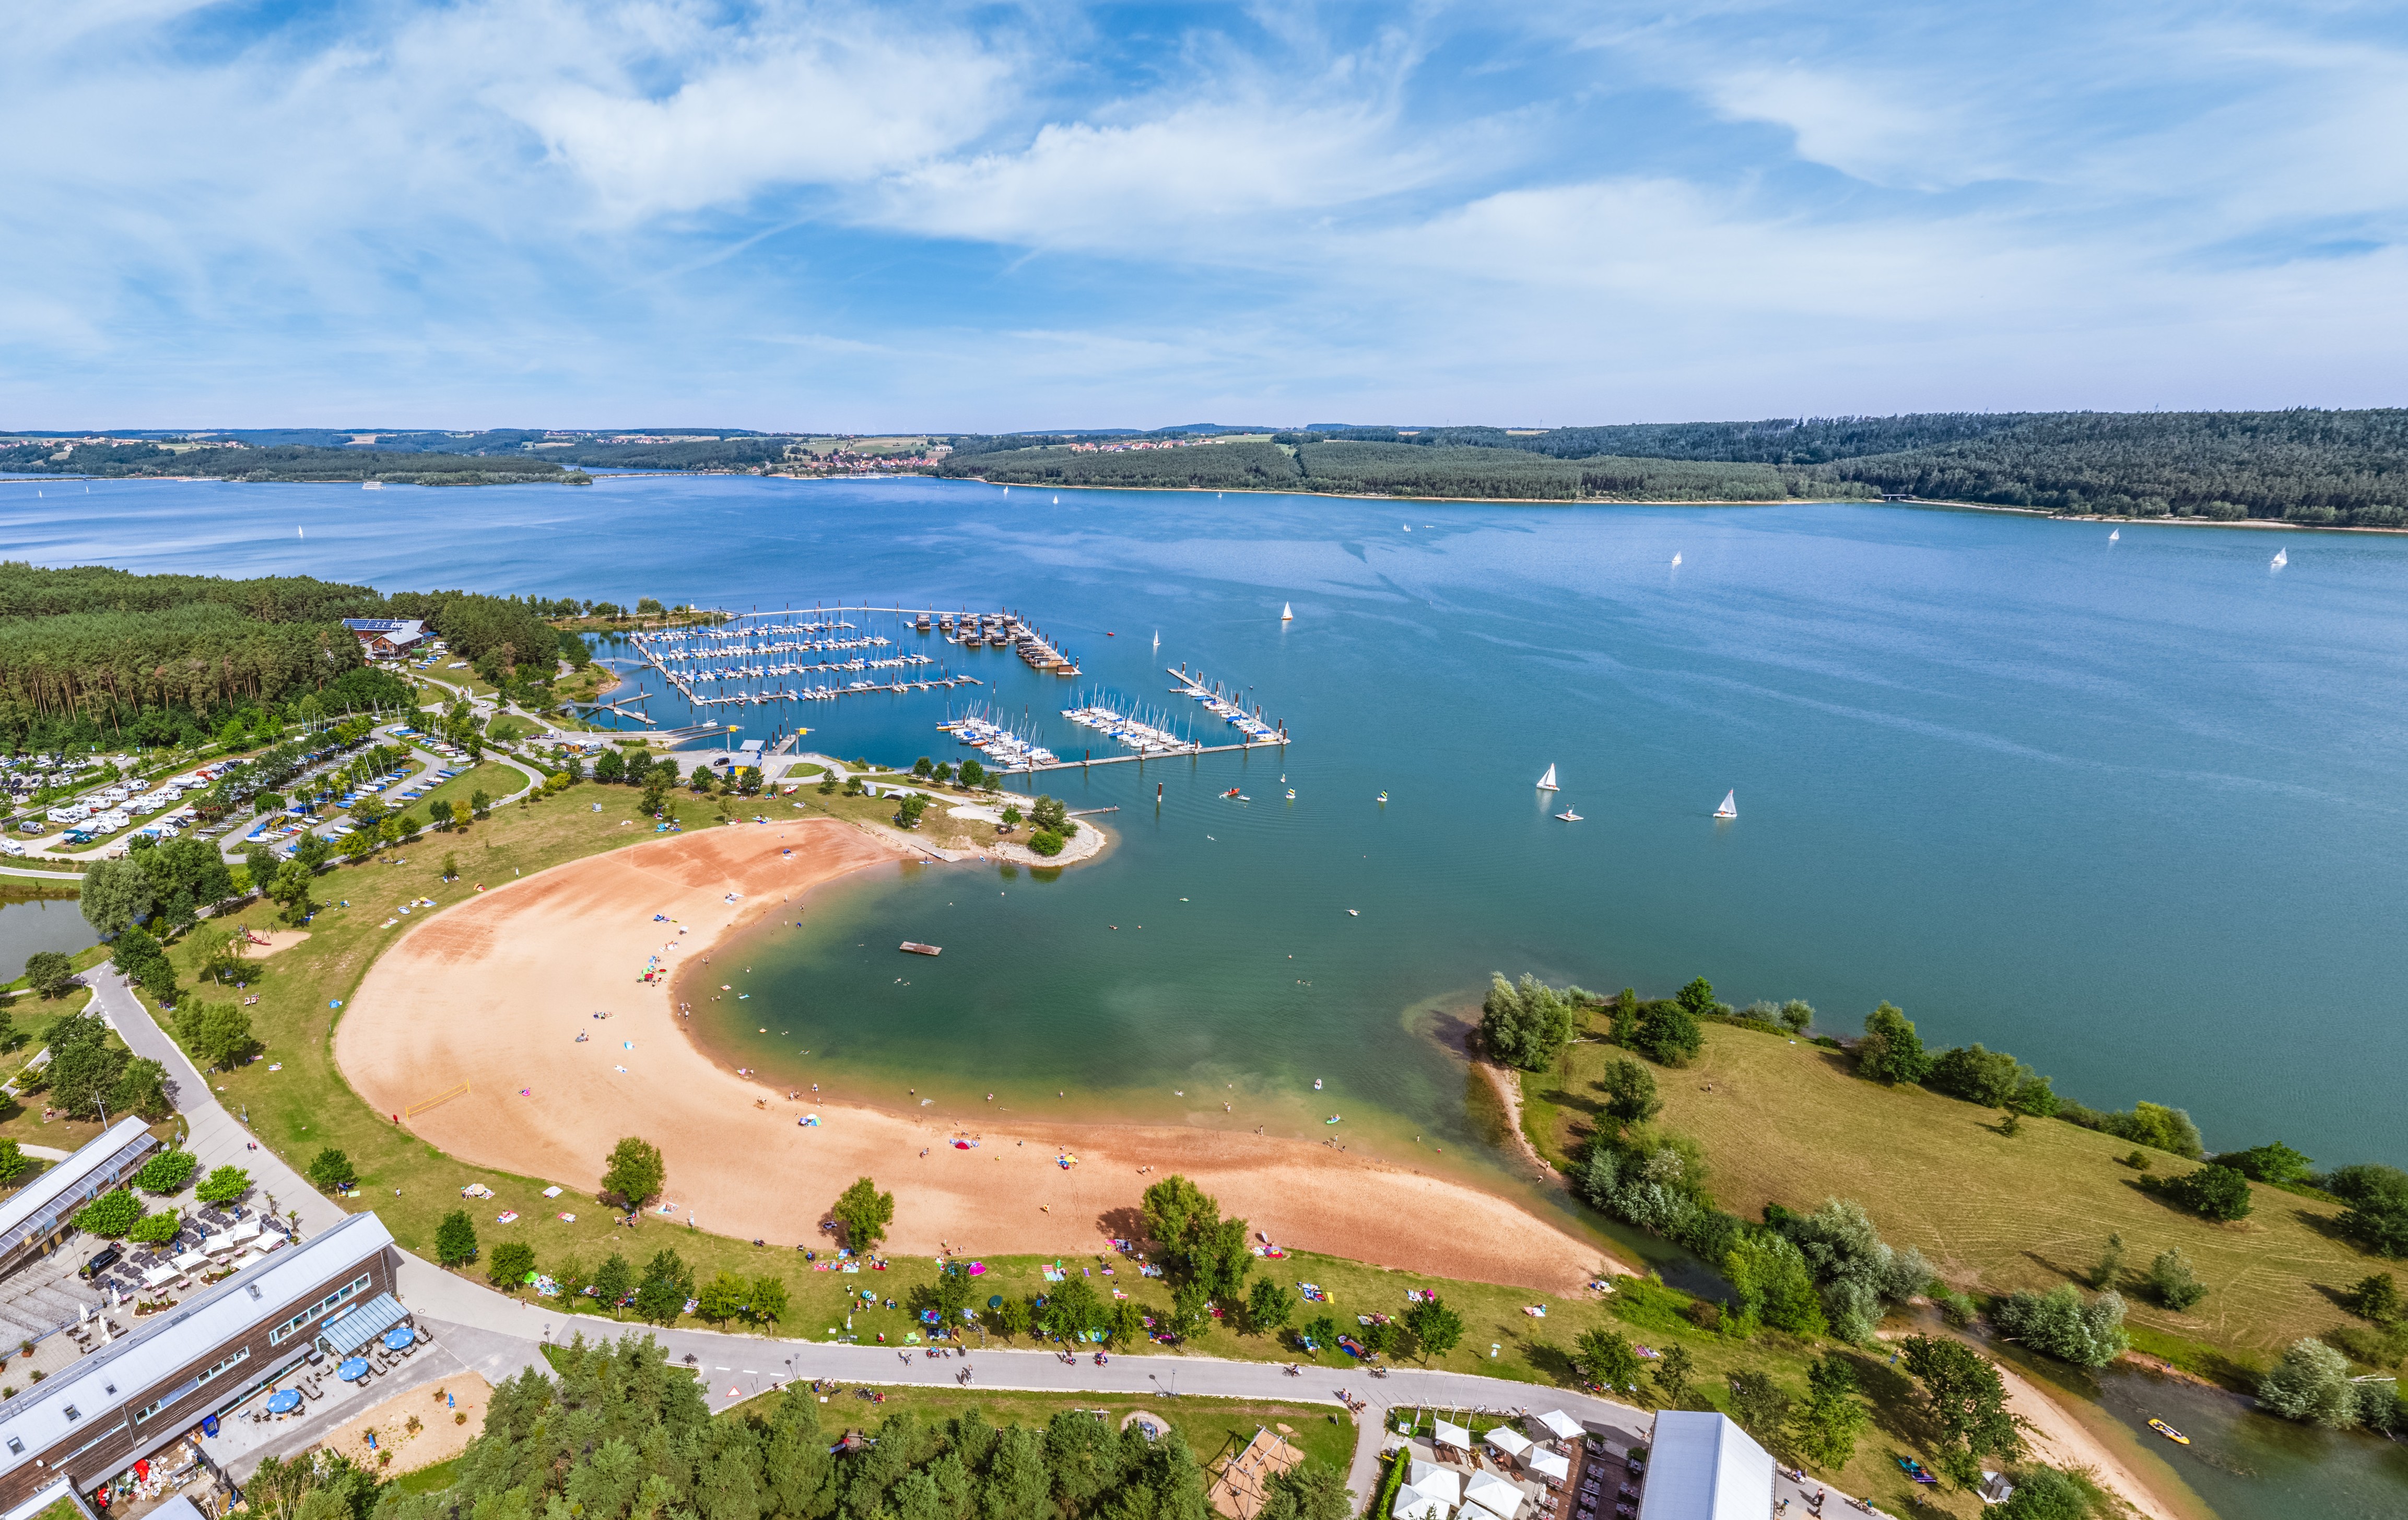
[620,605,1100,714]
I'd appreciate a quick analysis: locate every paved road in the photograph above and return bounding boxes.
[90,946,1880,1515]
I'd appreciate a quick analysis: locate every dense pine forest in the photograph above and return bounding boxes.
[0,564,573,752]
[936,410,2408,522]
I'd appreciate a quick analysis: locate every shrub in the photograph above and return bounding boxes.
[1632,997,1704,1066]
[1598,1058,1662,1126]
[75,1189,143,1238]
[1778,1000,1813,1035]
[1991,1467,2101,1520]
[2257,1338,2357,1427]
[133,1150,198,1195]
[128,1211,183,1245]
[0,1140,22,1188]
[22,951,77,999]
[194,1165,251,1205]
[306,1148,357,1193]
[1854,1002,1931,1085]
[2062,1100,2203,1159]
[2157,1163,2253,1221]
[487,1242,537,1290]
[1476,973,1575,1070]
[2212,1140,2315,1186]
[1026,830,1065,857]
[1936,1290,1977,1327]
[434,1209,478,1266]
[1992,1285,2129,1367]
[1927,1044,2030,1107]
[2144,1247,2206,1311]
[2347,1272,2402,1326]
[2325,1164,2408,1258]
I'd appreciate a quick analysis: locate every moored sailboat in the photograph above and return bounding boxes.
[1713,789,1737,819]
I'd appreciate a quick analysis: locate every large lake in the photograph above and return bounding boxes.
[17,470,2407,1517]
[13,473,2402,1170]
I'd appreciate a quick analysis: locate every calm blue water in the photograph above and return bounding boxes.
[14,472,2406,1516]
[10,475,2405,1167]
[0,897,97,984]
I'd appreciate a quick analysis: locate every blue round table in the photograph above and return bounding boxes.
[382,1326,415,1351]
[338,1356,370,1381]
[265,1390,301,1415]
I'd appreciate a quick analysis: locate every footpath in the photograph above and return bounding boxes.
[87,973,1866,1515]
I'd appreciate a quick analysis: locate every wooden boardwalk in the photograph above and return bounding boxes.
[1023,738,1286,773]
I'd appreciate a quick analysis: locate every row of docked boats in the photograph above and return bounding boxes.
[1167,665,1286,743]
[1060,694,1199,756]
[937,706,1059,770]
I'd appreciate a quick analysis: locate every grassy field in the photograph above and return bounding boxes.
[1524,1019,2386,1382]
[77,780,2093,1515]
[413,760,527,817]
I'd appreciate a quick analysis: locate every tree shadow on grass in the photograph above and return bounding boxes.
[1096,1206,1146,1246]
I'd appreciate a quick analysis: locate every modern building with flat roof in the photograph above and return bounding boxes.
[0,1213,401,1516]
[0,1122,161,1281]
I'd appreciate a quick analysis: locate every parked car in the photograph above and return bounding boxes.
[80,1246,121,1280]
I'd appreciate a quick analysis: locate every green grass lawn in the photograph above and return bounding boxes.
[1524,1019,2389,1382]
[414,761,527,816]
[107,782,2053,1515]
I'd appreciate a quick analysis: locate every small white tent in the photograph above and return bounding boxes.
[1433,1419,1473,1451]
[1484,1425,1533,1459]
[1391,1488,1448,1520]
[1528,1450,1571,1482]
[1463,1469,1524,1518]
[1407,1463,1463,1506]
[1535,1409,1584,1441]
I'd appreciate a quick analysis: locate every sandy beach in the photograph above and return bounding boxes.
[334,822,1616,1291]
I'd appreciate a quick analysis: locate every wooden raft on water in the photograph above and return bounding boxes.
[899,942,942,957]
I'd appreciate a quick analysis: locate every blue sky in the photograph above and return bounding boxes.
[5,1,2404,430]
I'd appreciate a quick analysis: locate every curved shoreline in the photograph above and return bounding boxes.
[332,822,1618,1291]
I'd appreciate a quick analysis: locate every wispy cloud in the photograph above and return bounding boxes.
[0,0,2400,428]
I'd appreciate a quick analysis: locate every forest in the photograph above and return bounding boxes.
[354,1334,1347,1520]
[0,566,560,751]
[938,438,1852,500]
[1288,411,2408,523]
[0,442,588,487]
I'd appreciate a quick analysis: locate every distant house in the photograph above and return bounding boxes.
[340,618,430,658]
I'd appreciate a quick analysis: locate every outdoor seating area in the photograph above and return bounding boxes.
[1390,1407,1626,1520]
[234,1321,425,1428]
[85,1206,291,1309]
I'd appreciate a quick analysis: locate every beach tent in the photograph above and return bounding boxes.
[1406,1462,1462,1506]
[1432,1419,1473,1451]
[1528,1450,1571,1483]
[1463,1471,1523,1518]
[1484,1426,1532,1459]
[1634,1412,1774,1520]
[1535,1409,1585,1441]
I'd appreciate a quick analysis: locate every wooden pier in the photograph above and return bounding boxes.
[1020,738,1286,774]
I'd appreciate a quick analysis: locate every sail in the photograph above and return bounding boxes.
[1537,764,1558,790]
[1281,603,1294,620]
[2272,548,2287,568]
[1715,789,1737,818]
[1671,552,1682,566]
[2109,528,2119,540]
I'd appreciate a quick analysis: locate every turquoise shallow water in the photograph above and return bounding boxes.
[12,473,2408,1516]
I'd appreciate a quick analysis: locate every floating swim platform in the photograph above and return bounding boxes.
[900,941,942,956]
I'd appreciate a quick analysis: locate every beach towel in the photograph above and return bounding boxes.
[497,1211,519,1223]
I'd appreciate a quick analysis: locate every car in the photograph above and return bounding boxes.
[80,1245,121,1280]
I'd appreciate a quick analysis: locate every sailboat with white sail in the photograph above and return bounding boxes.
[1536,764,1559,791]
[2109,528,2120,541]
[2271,547,2288,569]
[1281,603,1294,621]
[1671,552,1682,567]
[1713,789,1737,819]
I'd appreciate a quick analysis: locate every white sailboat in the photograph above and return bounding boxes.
[1281,603,1294,621]
[2109,528,2120,541]
[1671,551,1683,567]
[1713,789,1738,819]
[2271,547,2288,569]
[1536,764,1559,791]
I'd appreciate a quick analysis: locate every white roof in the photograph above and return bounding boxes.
[1536,1409,1584,1440]
[1433,1419,1472,1448]
[1463,1470,1523,1517]
[1529,1450,1571,1481]
[1484,1426,1532,1457]
[0,1118,157,1254]
[1637,1412,1777,1520]
[1461,1505,1510,1520]
[0,1212,394,1484]
[1407,1463,1462,1505]
[1392,1486,1448,1520]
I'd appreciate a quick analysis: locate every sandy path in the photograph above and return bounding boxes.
[335,823,1615,1292]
